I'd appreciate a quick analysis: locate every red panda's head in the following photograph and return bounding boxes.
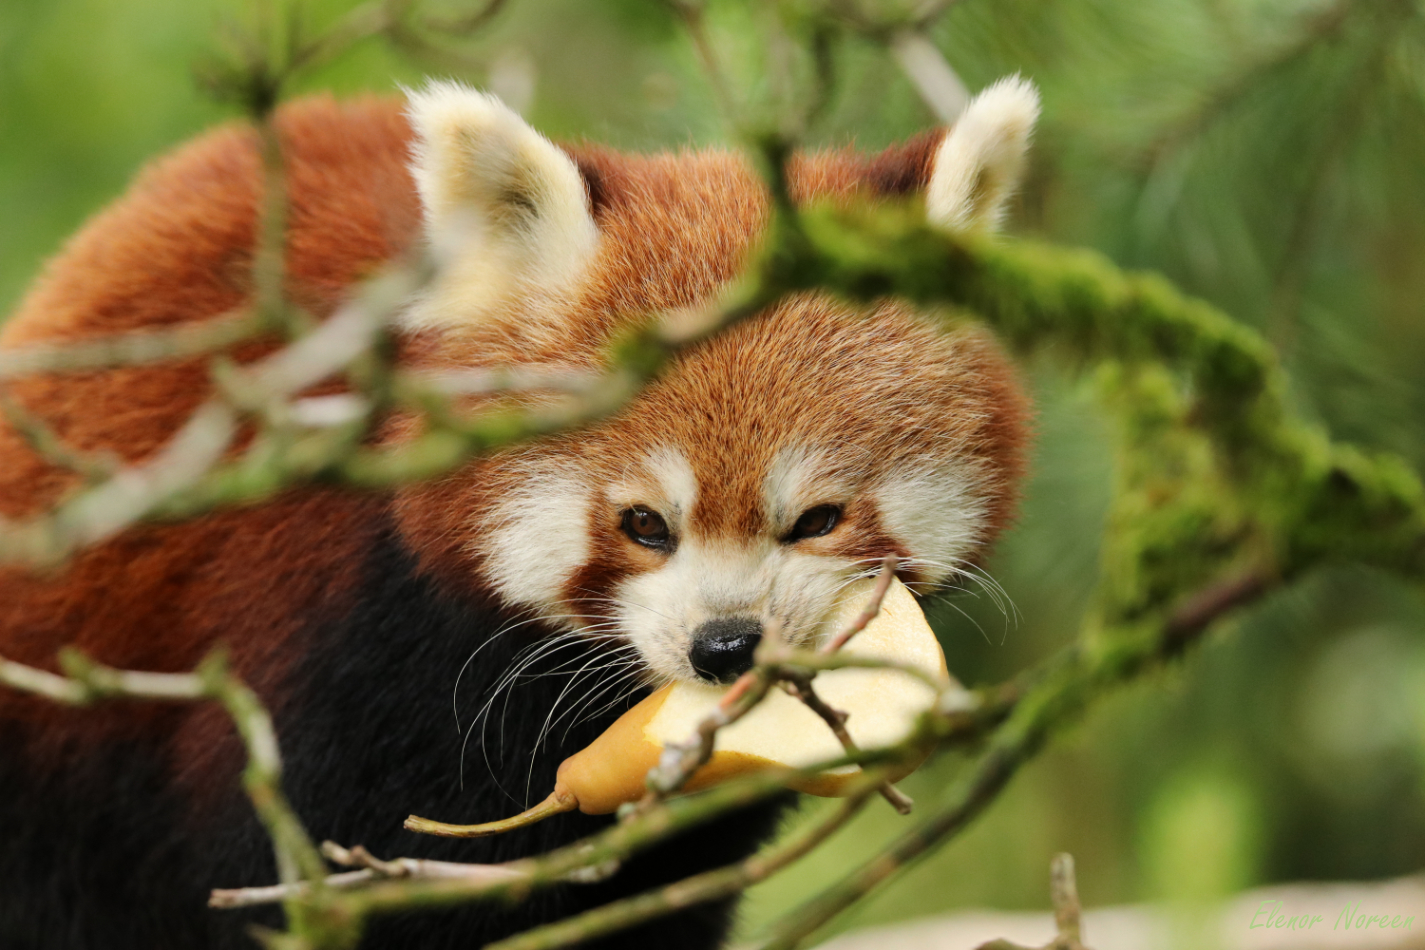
[394,80,1037,686]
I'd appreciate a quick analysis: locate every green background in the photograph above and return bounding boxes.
[4,0,1425,945]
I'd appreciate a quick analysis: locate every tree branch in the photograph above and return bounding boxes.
[0,310,260,381]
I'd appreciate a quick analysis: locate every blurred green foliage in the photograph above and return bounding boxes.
[4,0,1424,944]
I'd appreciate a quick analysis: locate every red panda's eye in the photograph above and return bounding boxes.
[621,507,672,550]
[784,505,841,543]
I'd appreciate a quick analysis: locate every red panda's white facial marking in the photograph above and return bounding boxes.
[873,463,991,588]
[480,465,593,622]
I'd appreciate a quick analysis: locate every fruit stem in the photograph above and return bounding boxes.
[404,790,577,838]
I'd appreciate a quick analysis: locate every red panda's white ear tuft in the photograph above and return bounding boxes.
[926,76,1040,233]
[403,80,598,332]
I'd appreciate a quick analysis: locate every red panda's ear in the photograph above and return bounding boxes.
[403,81,599,332]
[863,129,946,198]
[926,76,1040,233]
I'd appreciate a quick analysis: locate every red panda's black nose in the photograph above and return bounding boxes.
[689,618,763,684]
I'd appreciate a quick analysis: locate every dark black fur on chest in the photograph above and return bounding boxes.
[0,522,788,949]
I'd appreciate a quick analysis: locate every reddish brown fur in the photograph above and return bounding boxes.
[0,95,1028,777]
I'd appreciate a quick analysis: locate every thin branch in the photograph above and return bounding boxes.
[328,766,828,915]
[790,555,915,814]
[407,364,604,398]
[766,651,949,693]
[663,0,741,131]
[422,0,509,35]
[821,555,897,653]
[1161,567,1271,656]
[0,260,416,566]
[210,870,378,909]
[210,843,529,909]
[830,0,969,123]
[380,0,510,73]
[483,782,879,950]
[889,30,969,123]
[755,695,1045,949]
[0,400,239,566]
[0,654,91,703]
[1049,853,1084,948]
[782,676,914,814]
[284,0,394,74]
[641,563,920,806]
[0,391,117,482]
[642,663,777,799]
[973,852,1088,950]
[251,110,302,338]
[0,310,260,381]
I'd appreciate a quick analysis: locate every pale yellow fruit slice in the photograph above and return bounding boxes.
[406,577,953,837]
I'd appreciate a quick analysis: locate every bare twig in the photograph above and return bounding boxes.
[1050,853,1085,948]
[408,364,604,398]
[250,108,306,339]
[283,0,394,74]
[756,700,1044,950]
[889,30,969,123]
[209,842,529,909]
[829,0,969,122]
[209,870,378,909]
[782,675,914,814]
[1161,567,1272,655]
[662,0,741,129]
[643,663,778,800]
[421,0,509,37]
[972,852,1088,950]
[778,557,917,814]
[0,654,91,703]
[0,310,260,381]
[0,392,118,482]
[0,259,419,567]
[821,555,898,654]
[768,651,949,693]
[0,400,239,566]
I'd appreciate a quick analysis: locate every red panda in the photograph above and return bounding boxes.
[0,79,1037,949]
